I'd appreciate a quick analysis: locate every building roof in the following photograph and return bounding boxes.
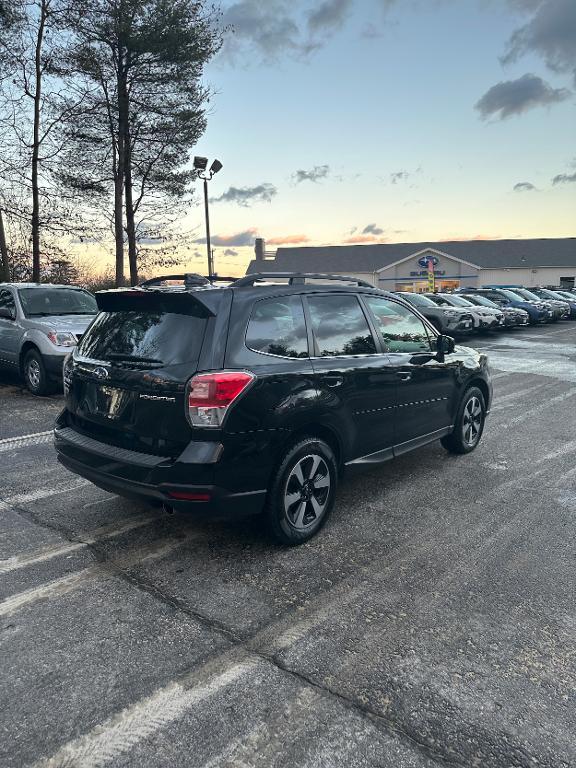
[247,238,576,274]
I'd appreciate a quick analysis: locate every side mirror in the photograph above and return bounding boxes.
[436,334,455,361]
[0,306,15,320]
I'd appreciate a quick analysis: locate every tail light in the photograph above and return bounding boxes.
[186,371,255,428]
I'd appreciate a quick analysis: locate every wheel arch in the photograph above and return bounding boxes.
[466,377,491,411]
[280,423,344,475]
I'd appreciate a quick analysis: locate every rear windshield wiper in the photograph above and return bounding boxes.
[107,353,162,362]
[106,354,164,366]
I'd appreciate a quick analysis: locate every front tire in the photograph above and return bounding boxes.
[441,387,486,455]
[265,437,338,545]
[23,349,53,396]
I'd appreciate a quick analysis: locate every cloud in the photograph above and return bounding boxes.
[224,248,239,256]
[267,234,310,245]
[293,164,330,183]
[210,183,277,207]
[194,228,257,247]
[552,171,576,184]
[343,234,388,244]
[475,73,570,119]
[362,223,384,235]
[513,181,537,191]
[308,0,353,34]
[221,1,305,60]
[502,0,576,84]
[390,171,410,184]
[220,0,328,61]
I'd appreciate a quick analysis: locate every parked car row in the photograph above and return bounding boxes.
[393,285,576,334]
[1,280,575,397]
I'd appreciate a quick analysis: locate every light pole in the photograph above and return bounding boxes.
[193,156,223,277]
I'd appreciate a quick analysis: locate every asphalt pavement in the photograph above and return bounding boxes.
[1,323,575,768]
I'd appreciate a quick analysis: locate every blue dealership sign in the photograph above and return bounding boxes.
[418,254,439,268]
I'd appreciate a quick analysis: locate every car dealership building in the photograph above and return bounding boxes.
[248,238,576,292]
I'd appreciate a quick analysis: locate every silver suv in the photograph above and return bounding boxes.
[0,283,97,395]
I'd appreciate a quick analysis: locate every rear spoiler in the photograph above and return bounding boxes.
[95,287,220,317]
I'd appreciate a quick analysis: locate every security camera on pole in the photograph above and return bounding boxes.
[193,156,223,277]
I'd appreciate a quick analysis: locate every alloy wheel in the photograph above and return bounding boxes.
[462,396,482,447]
[284,454,331,530]
[26,358,41,389]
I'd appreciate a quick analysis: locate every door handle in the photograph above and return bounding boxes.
[322,373,344,388]
[396,371,412,382]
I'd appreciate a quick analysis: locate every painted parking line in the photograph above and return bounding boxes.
[0,535,193,617]
[0,480,90,510]
[33,659,257,768]
[0,430,53,452]
[0,512,158,574]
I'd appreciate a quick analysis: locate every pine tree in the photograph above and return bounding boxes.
[59,0,222,286]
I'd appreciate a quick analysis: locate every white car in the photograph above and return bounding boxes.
[424,293,504,331]
[0,283,97,394]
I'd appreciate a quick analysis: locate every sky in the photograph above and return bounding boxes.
[118,0,576,276]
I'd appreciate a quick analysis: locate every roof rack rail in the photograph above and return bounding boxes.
[139,273,238,289]
[232,272,374,289]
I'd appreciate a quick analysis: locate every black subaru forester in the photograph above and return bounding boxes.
[54,273,492,544]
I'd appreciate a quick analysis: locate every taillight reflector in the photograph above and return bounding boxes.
[168,491,211,501]
[186,371,254,428]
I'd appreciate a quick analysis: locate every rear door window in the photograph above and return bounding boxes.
[307,295,377,357]
[246,296,308,358]
[78,311,207,367]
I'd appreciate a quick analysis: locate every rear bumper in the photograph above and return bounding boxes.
[54,421,268,518]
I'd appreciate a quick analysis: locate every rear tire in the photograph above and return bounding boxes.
[441,387,486,455]
[23,349,54,396]
[264,437,338,545]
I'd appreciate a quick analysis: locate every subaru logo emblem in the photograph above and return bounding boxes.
[93,366,109,380]
[418,254,439,268]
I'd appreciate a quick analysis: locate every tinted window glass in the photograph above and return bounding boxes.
[308,295,376,357]
[18,288,97,317]
[465,295,498,308]
[484,292,507,304]
[400,293,438,308]
[425,295,450,306]
[246,296,308,358]
[364,296,432,353]
[442,294,473,307]
[499,290,525,301]
[0,289,15,314]
[78,311,206,366]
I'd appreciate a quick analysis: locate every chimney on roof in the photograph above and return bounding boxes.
[254,238,265,261]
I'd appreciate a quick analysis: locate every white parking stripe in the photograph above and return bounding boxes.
[0,566,100,616]
[0,512,158,574]
[0,480,89,510]
[0,430,53,452]
[0,535,191,617]
[33,660,256,768]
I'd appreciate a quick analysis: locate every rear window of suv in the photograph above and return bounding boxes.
[246,296,308,358]
[78,311,206,367]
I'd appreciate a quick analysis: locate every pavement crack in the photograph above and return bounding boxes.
[253,650,465,768]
